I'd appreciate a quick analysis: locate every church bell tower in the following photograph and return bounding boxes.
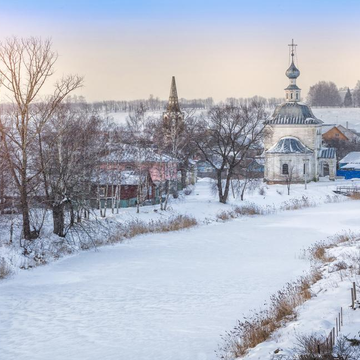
[285,39,301,102]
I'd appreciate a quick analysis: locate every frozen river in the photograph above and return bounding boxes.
[1,200,360,360]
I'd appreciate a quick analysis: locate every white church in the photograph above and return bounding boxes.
[264,41,337,183]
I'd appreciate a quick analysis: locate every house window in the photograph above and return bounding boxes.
[282,163,289,175]
[99,187,106,197]
[291,93,293,99]
[303,163,306,174]
[286,93,288,99]
[296,93,299,100]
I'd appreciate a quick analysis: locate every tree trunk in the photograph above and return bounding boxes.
[180,168,187,189]
[222,174,232,204]
[20,183,32,240]
[53,203,65,237]
[163,181,171,210]
[217,171,225,203]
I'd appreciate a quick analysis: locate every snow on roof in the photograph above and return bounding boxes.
[101,144,177,163]
[266,102,323,125]
[94,170,146,185]
[339,151,360,164]
[266,136,313,154]
[341,163,360,170]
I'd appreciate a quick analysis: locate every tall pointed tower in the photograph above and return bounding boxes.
[163,76,184,146]
[167,76,181,113]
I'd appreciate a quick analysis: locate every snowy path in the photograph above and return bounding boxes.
[1,201,360,360]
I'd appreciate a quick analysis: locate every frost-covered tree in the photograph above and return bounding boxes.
[38,104,103,237]
[343,88,353,107]
[0,37,83,240]
[353,81,360,107]
[193,102,266,204]
[307,81,341,106]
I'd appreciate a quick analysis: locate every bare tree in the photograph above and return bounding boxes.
[193,102,266,204]
[38,104,102,237]
[307,81,341,106]
[125,104,152,213]
[0,37,83,239]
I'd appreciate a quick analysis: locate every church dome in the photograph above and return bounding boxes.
[265,102,323,125]
[267,136,313,154]
[285,61,300,79]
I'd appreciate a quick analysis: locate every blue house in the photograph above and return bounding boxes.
[337,152,360,179]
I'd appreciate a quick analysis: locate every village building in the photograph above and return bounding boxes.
[322,124,360,143]
[92,77,190,209]
[337,151,360,179]
[264,40,337,183]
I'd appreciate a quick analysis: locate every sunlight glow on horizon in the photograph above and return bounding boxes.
[1,0,360,102]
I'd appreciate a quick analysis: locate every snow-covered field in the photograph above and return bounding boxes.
[313,107,360,132]
[1,179,360,360]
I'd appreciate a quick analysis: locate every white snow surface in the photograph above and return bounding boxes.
[312,107,360,132]
[1,179,360,360]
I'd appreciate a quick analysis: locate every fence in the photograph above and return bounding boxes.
[316,282,358,355]
[335,185,360,194]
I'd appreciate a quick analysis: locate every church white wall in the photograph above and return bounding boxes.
[264,124,322,152]
[265,153,317,183]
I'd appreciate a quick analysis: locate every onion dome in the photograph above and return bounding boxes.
[285,61,300,79]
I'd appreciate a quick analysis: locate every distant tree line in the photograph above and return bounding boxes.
[78,96,215,114]
[307,80,360,107]
[67,95,284,113]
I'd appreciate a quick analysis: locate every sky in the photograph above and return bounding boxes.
[1,0,360,102]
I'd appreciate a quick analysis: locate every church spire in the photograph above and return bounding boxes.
[285,39,301,102]
[167,76,181,113]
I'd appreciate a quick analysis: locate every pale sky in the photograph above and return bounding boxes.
[1,0,360,102]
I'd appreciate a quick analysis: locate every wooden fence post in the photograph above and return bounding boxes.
[341,307,343,326]
[336,318,338,337]
[351,288,355,310]
[353,282,357,302]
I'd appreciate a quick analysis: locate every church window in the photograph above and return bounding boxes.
[290,93,293,99]
[286,93,288,99]
[303,163,306,174]
[296,93,299,100]
[282,163,289,175]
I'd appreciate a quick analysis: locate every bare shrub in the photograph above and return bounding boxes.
[325,194,343,203]
[280,196,315,211]
[233,203,263,216]
[0,258,12,279]
[308,241,335,263]
[121,215,198,239]
[350,192,360,200]
[292,333,330,359]
[258,187,266,196]
[285,334,360,360]
[330,230,358,244]
[216,211,235,221]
